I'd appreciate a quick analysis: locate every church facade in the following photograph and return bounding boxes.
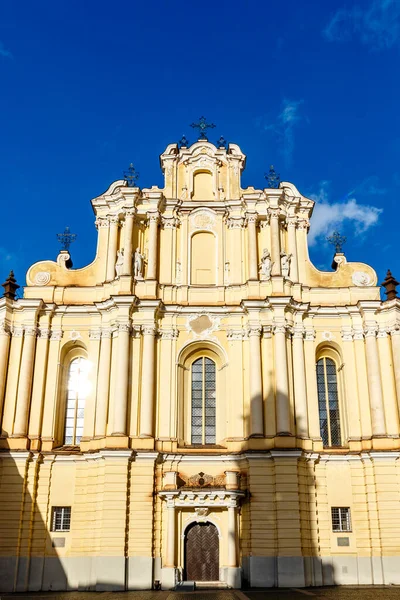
[0,135,400,592]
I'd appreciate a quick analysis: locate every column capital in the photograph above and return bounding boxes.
[161,216,180,229]
[95,216,109,229]
[124,208,137,218]
[286,216,298,228]
[259,216,271,228]
[147,211,160,225]
[297,218,310,231]
[0,322,11,337]
[248,324,262,337]
[12,326,24,338]
[142,324,158,336]
[292,325,305,339]
[38,328,51,339]
[108,215,120,226]
[272,323,290,336]
[158,328,179,340]
[116,322,131,334]
[364,326,378,338]
[341,328,354,342]
[245,212,258,225]
[24,326,38,338]
[269,207,281,219]
[388,324,400,336]
[50,329,63,341]
[89,328,102,340]
[304,328,316,341]
[226,216,246,229]
[101,327,113,339]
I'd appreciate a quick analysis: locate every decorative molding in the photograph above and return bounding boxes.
[89,329,101,341]
[388,324,400,336]
[161,216,180,229]
[95,216,109,229]
[262,325,272,339]
[292,326,305,340]
[248,325,262,337]
[186,312,220,339]
[70,329,82,341]
[34,271,51,286]
[304,329,316,341]
[147,211,160,225]
[190,209,216,232]
[101,328,113,339]
[24,327,38,338]
[158,328,179,340]
[352,271,372,287]
[50,329,63,341]
[38,328,51,340]
[159,489,245,509]
[226,217,246,229]
[12,326,24,338]
[0,323,11,337]
[226,328,248,340]
[141,324,158,336]
[364,326,378,338]
[322,330,335,341]
[341,329,353,342]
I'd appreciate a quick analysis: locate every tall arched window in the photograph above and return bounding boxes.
[316,357,341,447]
[64,357,89,445]
[191,357,216,444]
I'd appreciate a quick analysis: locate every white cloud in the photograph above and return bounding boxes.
[324,0,400,50]
[0,42,12,59]
[261,98,304,167]
[308,181,383,245]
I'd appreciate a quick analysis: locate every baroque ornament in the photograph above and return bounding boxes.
[191,209,216,232]
[352,271,372,287]
[34,271,51,286]
[186,312,220,338]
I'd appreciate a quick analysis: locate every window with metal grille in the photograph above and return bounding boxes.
[64,357,89,445]
[51,506,71,532]
[316,357,341,447]
[191,357,216,445]
[331,507,351,532]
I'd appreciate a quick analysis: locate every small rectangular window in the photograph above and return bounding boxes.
[51,506,71,532]
[331,507,351,532]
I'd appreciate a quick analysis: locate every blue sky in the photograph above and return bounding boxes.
[1,0,399,295]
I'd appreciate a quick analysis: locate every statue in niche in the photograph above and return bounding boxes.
[280,251,292,278]
[115,249,124,277]
[176,260,182,284]
[134,248,145,279]
[259,249,272,281]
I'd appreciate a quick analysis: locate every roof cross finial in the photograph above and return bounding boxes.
[264,165,281,189]
[191,116,216,141]
[326,230,347,254]
[56,226,77,251]
[123,163,140,187]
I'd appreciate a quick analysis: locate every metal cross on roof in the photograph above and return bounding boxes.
[56,226,77,251]
[217,135,227,149]
[178,135,189,148]
[123,163,140,187]
[327,231,347,253]
[191,116,216,141]
[264,165,281,189]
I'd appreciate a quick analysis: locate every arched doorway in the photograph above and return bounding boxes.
[185,522,219,581]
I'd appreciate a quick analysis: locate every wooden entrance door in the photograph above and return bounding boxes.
[185,522,219,581]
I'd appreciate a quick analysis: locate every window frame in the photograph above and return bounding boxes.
[64,356,89,445]
[56,345,89,448]
[316,347,345,448]
[190,356,217,445]
[51,506,72,532]
[331,506,352,532]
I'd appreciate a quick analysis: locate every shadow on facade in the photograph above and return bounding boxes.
[239,383,337,589]
[0,434,67,593]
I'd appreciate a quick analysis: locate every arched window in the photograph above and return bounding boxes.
[191,357,216,444]
[316,357,341,447]
[64,357,89,445]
